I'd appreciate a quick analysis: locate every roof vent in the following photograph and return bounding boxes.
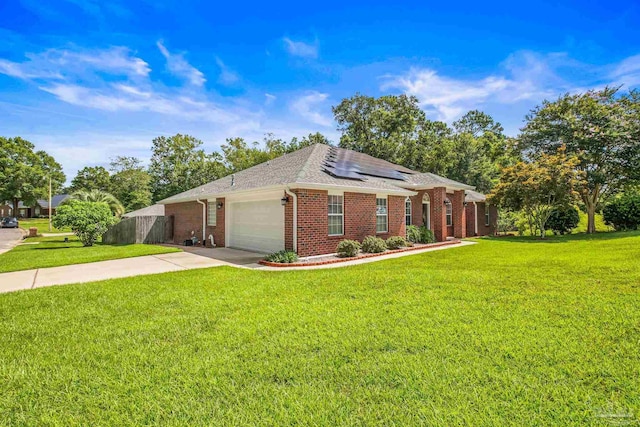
[231,174,235,186]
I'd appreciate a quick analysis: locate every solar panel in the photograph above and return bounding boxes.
[322,148,412,181]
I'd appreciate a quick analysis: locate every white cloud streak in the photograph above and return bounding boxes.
[156,40,206,86]
[283,37,318,59]
[290,91,332,127]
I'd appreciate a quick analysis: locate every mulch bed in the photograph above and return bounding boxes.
[259,240,461,267]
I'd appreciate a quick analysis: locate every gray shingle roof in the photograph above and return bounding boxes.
[404,173,475,190]
[465,190,487,203]
[17,194,69,209]
[122,204,165,217]
[158,144,481,204]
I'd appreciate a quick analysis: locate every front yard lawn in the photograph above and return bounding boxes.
[0,235,180,273]
[17,217,71,233]
[0,231,638,425]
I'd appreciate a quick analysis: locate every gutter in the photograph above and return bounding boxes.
[474,202,478,235]
[195,198,206,244]
[284,188,297,252]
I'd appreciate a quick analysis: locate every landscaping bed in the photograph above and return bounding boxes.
[259,240,460,267]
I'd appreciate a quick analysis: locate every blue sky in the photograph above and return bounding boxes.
[1,0,639,180]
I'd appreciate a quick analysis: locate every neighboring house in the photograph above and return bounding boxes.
[16,194,70,218]
[158,144,497,256]
[0,205,12,217]
[122,204,165,218]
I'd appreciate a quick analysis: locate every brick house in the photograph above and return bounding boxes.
[159,144,497,256]
[13,194,70,218]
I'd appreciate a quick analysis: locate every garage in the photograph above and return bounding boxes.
[227,199,285,253]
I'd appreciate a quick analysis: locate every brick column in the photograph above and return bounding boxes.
[465,202,476,237]
[452,190,466,238]
[430,187,447,242]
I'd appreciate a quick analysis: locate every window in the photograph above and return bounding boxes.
[485,205,490,226]
[376,197,388,233]
[445,199,452,226]
[328,195,343,236]
[405,198,412,226]
[207,201,217,226]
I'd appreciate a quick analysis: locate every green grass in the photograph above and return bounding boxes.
[0,232,639,425]
[574,211,614,233]
[17,217,71,233]
[0,236,180,273]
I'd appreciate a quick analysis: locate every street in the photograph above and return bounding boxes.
[0,228,23,255]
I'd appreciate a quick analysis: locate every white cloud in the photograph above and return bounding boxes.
[264,93,277,105]
[381,50,590,121]
[609,54,640,87]
[0,46,149,80]
[156,41,206,86]
[215,57,239,85]
[290,91,332,127]
[283,37,318,59]
[39,83,240,124]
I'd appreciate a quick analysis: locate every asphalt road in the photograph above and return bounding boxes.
[0,228,23,255]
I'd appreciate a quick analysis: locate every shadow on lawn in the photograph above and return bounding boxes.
[481,230,638,244]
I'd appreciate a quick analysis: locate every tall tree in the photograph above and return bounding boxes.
[333,93,425,164]
[221,133,330,173]
[488,147,582,238]
[109,156,153,212]
[149,134,227,202]
[69,166,111,193]
[0,137,65,214]
[520,87,640,233]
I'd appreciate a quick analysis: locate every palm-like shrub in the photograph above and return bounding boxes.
[53,201,118,246]
[65,189,125,217]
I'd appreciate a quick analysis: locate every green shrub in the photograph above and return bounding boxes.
[264,250,299,263]
[361,236,387,253]
[53,200,118,247]
[546,206,580,235]
[604,192,640,230]
[420,227,436,243]
[386,236,407,250]
[336,240,361,258]
[406,225,435,243]
[406,225,421,243]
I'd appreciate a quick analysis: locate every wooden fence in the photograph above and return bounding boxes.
[102,216,167,245]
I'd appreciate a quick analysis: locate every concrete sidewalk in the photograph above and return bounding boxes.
[0,241,475,294]
[0,251,250,294]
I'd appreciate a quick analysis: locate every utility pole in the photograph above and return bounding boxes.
[48,175,52,232]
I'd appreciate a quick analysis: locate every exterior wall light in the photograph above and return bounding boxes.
[281,196,289,206]
[217,202,223,209]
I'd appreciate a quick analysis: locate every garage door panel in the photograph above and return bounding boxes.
[229,200,284,253]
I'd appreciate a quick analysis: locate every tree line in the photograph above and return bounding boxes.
[2,87,639,235]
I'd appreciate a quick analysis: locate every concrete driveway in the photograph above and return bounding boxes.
[0,228,23,255]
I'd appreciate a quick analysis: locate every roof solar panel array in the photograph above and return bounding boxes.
[322,147,413,181]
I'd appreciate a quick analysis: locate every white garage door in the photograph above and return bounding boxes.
[228,199,285,253]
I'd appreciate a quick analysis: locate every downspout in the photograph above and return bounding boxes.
[474,202,478,235]
[284,188,297,252]
[196,198,206,244]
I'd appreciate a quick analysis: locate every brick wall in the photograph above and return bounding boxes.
[430,187,448,241]
[344,192,376,241]
[465,203,477,236]
[475,202,498,236]
[452,190,467,238]
[284,192,294,251]
[165,199,225,246]
[293,189,409,257]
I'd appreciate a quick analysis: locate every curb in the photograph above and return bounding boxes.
[259,240,461,267]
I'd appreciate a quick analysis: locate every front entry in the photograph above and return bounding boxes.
[422,194,430,229]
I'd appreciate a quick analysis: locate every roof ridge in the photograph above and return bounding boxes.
[293,143,327,182]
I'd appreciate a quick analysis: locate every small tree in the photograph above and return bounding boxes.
[603,192,640,230]
[546,206,580,235]
[489,147,581,238]
[53,201,117,246]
